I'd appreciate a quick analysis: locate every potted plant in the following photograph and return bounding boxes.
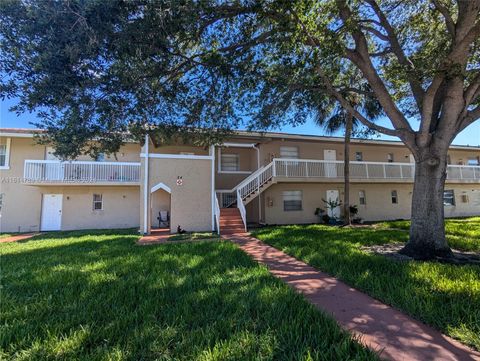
[348,204,363,224]
[322,198,342,225]
[314,208,327,223]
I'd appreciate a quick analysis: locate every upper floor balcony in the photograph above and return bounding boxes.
[271,159,480,182]
[23,160,141,185]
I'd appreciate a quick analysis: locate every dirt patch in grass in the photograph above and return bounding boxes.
[361,242,480,265]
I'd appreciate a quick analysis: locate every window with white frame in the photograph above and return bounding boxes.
[355,152,363,161]
[283,190,302,211]
[391,190,398,204]
[93,194,103,210]
[0,138,11,168]
[359,190,366,205]
[443,190,455,206]
[467,157,479,165]
[220,153,240,171]
[387,153,394,163]
[280,146,299,159]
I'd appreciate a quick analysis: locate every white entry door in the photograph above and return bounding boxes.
[326,190,341,219]
[324,149,337,177]
[41,194,63,231]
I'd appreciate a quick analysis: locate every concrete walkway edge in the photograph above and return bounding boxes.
[225,234,480,361]
[0,233,40,243]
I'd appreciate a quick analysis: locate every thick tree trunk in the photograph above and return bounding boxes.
[399,151,452,260]
[343,114,352,225]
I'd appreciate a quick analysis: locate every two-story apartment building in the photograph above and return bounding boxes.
[1,128,479,234]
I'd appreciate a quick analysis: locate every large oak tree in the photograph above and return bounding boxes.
[1,0,479,259]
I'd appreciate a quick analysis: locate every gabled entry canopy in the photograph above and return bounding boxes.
[151,182,171,194]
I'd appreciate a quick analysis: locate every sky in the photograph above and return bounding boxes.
[1,97,480,146]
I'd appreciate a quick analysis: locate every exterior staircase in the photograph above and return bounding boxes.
[219,208,246,235]
[215,161,276,235]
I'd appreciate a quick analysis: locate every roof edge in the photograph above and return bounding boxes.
[1,127,479,150]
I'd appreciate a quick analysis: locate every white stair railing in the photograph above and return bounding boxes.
[236,189,247,232]
[237,162,274,200]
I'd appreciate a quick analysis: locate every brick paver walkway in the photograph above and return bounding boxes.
[137,228,171,245]
[226,233,480,361]
[0,233,39,243]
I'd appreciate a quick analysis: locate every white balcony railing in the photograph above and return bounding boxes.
[272,158,480,181]
[24,160,141,183]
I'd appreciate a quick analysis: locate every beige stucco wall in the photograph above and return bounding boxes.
[149,144,209,155]
[71,142,141,162]
[261,182,480,224]
[53,186,139,231]
[1,137,44,232]
[0,136,140,232]
[141,156,213,233]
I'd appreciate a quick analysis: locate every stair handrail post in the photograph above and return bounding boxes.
[273,159,276,177]
[236,188,247,232]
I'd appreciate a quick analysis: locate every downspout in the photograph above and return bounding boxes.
[210,145,215,231]
[253,145,261,223]
[143,134,149,234]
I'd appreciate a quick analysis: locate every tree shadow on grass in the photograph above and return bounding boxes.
[1,232,376,361]
[253,225,480,351]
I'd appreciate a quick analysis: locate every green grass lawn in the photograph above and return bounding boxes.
[168,232,219,242]
[374,216,480,252]
[0,229,376,360]
[252,224,480,351]
[0,233,15,239]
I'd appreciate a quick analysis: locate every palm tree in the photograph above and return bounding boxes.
[315,86,381,225]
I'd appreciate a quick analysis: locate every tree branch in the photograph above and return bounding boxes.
[420,74,445,135]
[360,25,389,42]
[369,48,393,57]
[364,0,425,110]
[458,105,480,132]
[287,9,400,137]
[335,0,415,141]
[336,86,375,97]
[464,72,480,106]
[431,0,456,37]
